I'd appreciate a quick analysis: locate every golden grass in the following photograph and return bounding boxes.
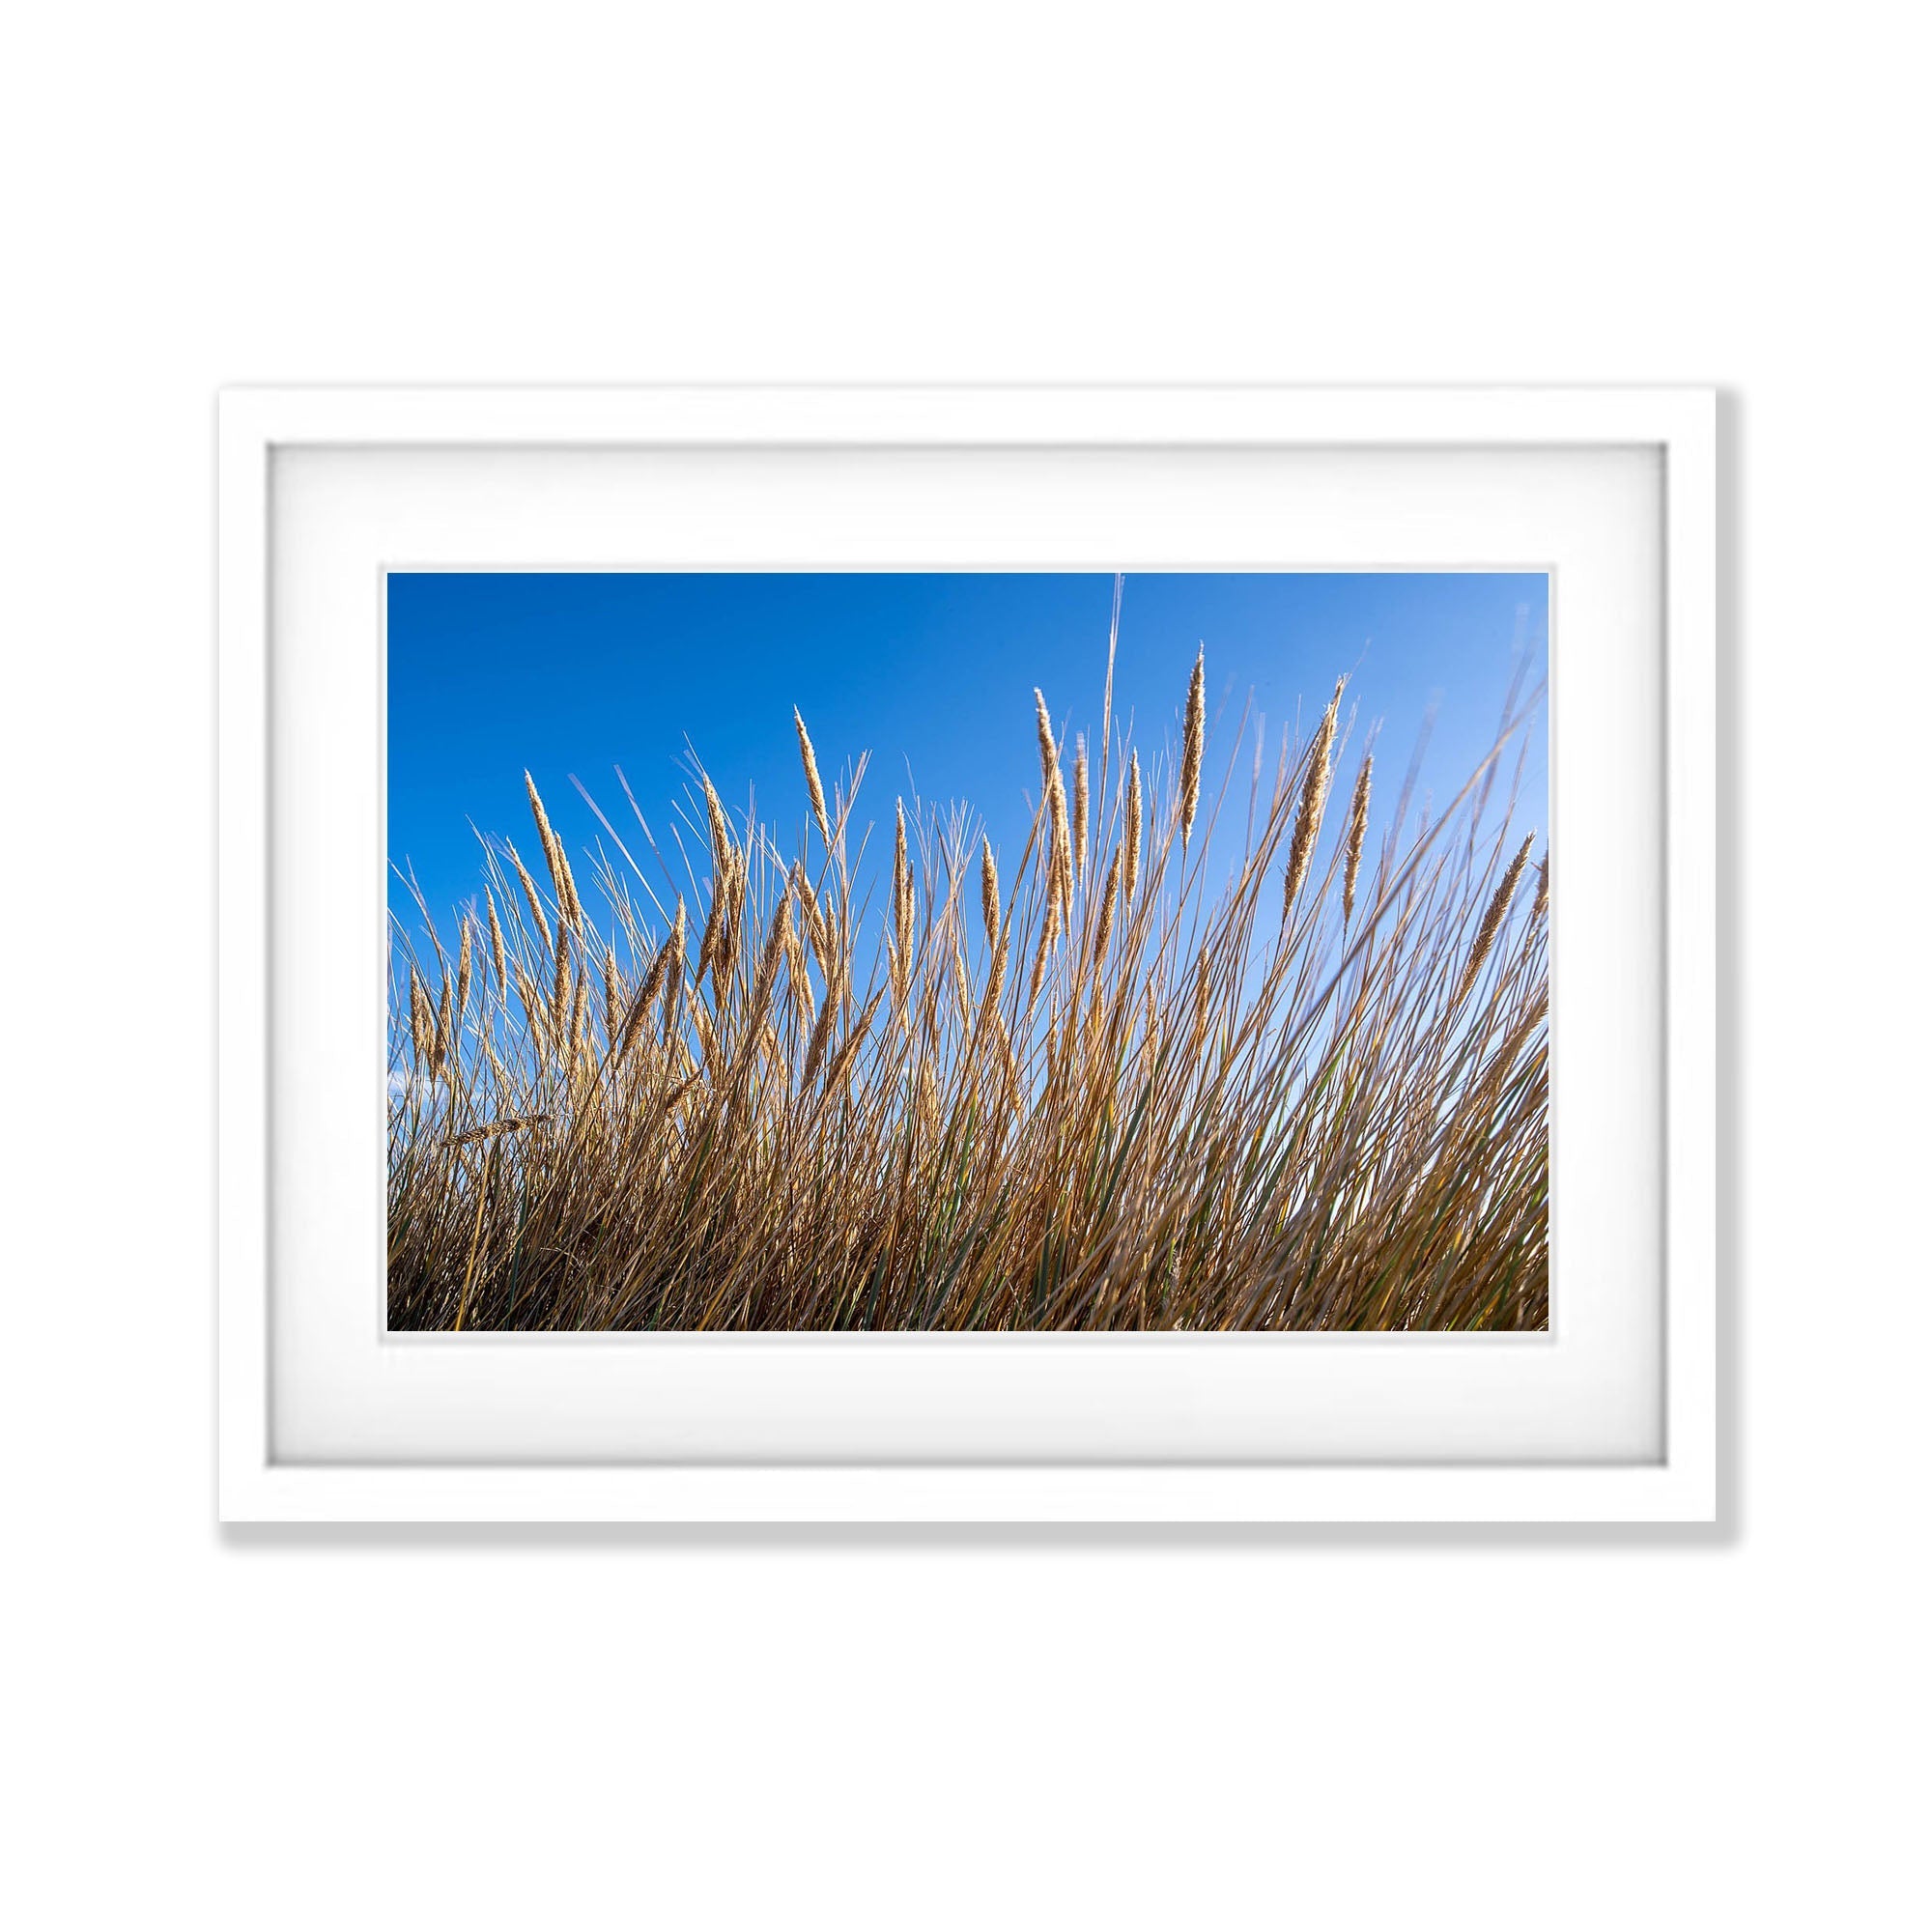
[792,705,832,851]
[1283,676,1343,924]
[1457,831,1535,1006]
[1179,645,1205,852]
[1342,752,1373,926]
[389,644,1548,1331]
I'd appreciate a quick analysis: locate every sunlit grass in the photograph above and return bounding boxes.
[388,638,1548,1331]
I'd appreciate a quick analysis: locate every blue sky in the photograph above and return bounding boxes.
[387,572,1547,953]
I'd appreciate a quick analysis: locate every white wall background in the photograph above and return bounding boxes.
[2,5,1924,1926]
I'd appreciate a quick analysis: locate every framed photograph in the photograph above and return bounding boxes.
[217,385,1716,1522]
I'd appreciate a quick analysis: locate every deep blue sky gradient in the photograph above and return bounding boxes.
[387,572,1547,957]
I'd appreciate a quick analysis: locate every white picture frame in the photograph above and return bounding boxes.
[218,384,1716,1523]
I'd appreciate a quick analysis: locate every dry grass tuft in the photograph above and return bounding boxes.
[389,639,1548,1333]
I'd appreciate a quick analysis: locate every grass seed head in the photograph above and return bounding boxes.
[506,840,554,954]
[697,854,729,985]
[526,772,582,932]
[456,919,473,1023]
[1072,735,1090,883]
[793,707,833,852]
[661,897,686,1039]
[551,923,573,1042]
[1027,907,1055,1012]
[619,917,679,1062]
[1094,845,1122,966]
[987,928,1009,1009]
[746,879,794,1035]
[892,802,914,1012]
[1283,677,1344,924]
[727,847,748,939]
[797,869,831,977]
[1343,751,1374,925]
[1034,689,1072,933]
[1033,687,1058,790]
[568,963,588,1057]
[408,967,432,1067]
[951,933,973,1032]
[1458,832,1536,1003]
[980,835,1001,952]
[1180,645,1206,851]
[701,775,736,884]
[484,885,506,992]
[1189,947,1213,1056]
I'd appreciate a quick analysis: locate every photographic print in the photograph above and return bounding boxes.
[387,571,1548,1332]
